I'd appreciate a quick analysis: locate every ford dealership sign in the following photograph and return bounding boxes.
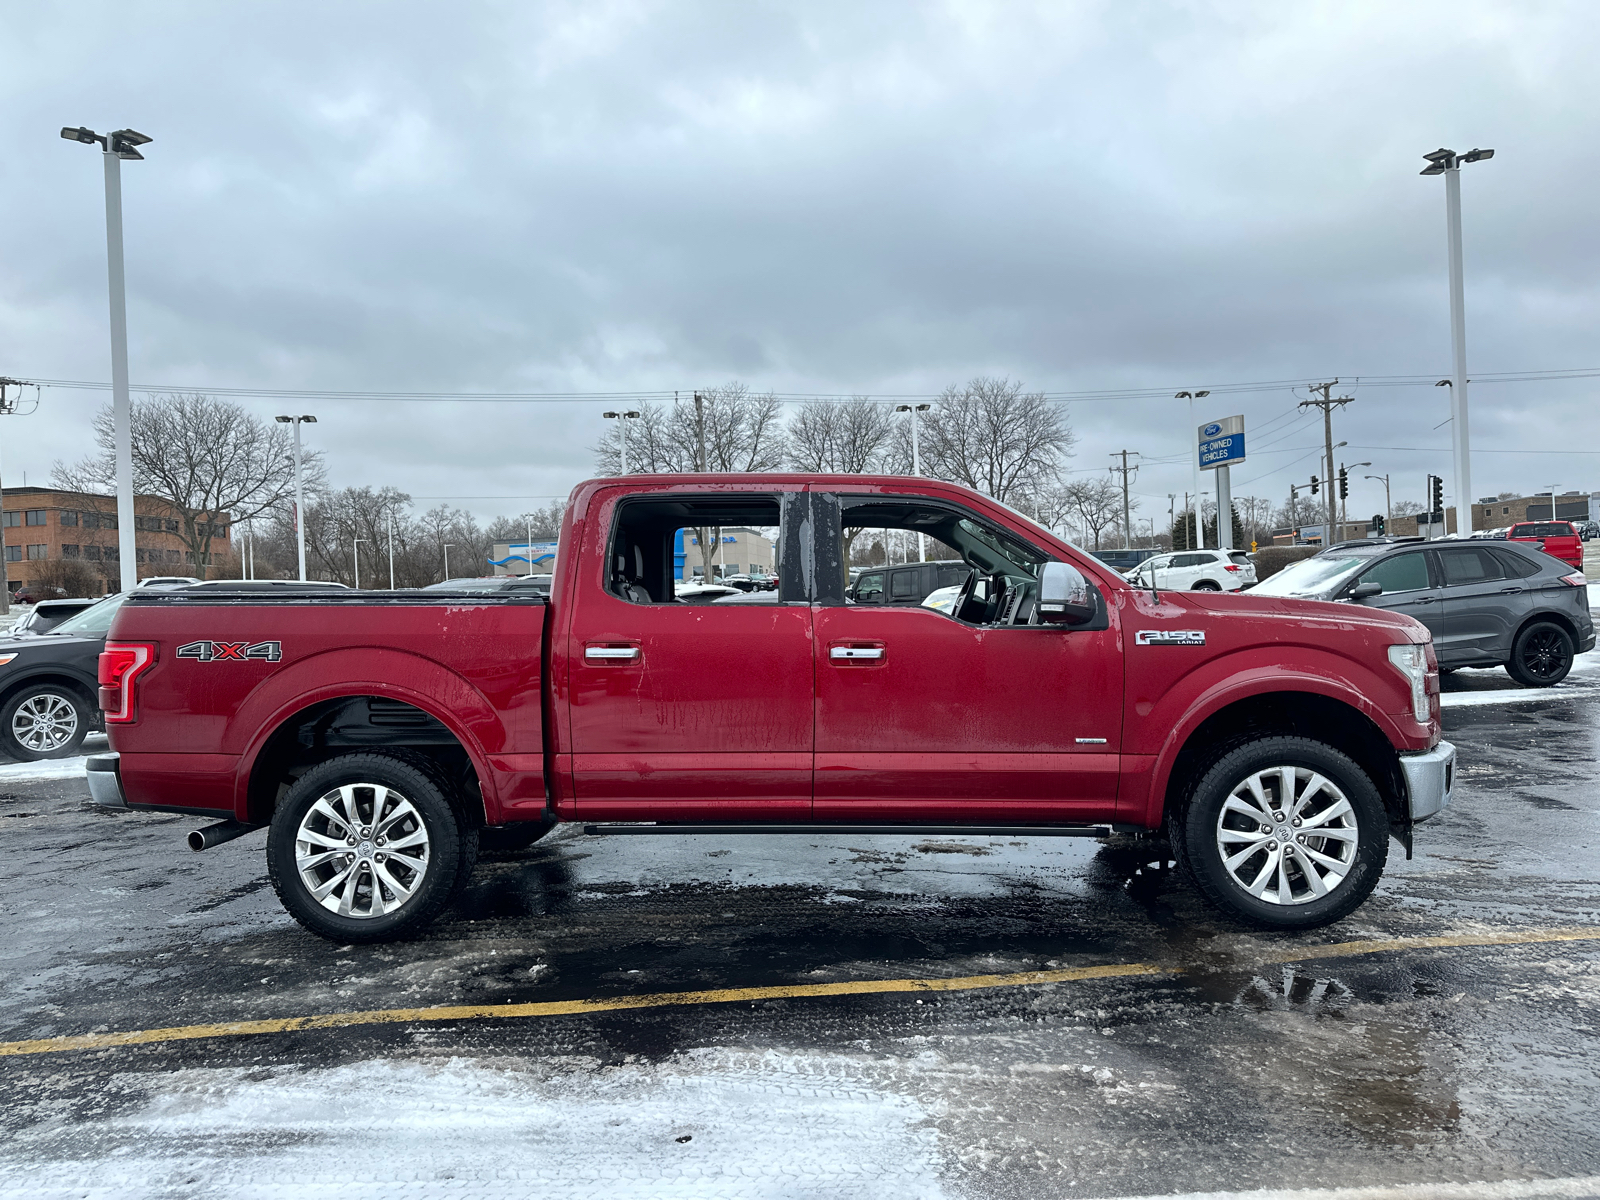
[1198,415,1245,469]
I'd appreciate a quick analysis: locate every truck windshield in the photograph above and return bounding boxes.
[1249,556,1368,598]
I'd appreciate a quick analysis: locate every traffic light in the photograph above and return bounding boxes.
[1338,467,1349,500]
[1310,475,1320,495]
[1372,514,1385,535]
[1429,475,1444,513]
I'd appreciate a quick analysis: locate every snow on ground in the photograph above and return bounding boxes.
[0,1050,945,1200]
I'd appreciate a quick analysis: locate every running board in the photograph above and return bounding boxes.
[582,823,1116,838]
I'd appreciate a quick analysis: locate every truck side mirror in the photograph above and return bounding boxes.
[1038,561,1095,626]
[1349,581,1383,601]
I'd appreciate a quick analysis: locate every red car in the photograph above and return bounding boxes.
[1507,521,1584,571]
[90,473,1454,940]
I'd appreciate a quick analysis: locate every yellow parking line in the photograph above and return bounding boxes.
[3,926,1596,1059]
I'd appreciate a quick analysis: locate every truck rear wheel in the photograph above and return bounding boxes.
[1173,736,1388,930]
[266,752,470,943]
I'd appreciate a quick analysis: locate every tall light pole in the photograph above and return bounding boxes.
[1364,473,1392,523]
[1422,146,1493,534]
[1341,461,1371,537]
[1175,391,1209,548]
[353,537,367,590]
[274,415,316,580]
[895,403,932,560]
[522,512,536,577]
[387,510,396,589]
[442,543,454,582]
[62,126,150,592]
[602,410,641,473]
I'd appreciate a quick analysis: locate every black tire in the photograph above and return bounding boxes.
[479,817,557,855]
[0,682,91,761]
[1172,736,1389,930]
[266,751,472,943]
[1505,621,1574,688]
[1191,581,1222,591]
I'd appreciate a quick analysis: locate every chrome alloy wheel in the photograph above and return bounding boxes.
[1215,766,1359,905]
[12,693,80,753]
[294,783,431,919]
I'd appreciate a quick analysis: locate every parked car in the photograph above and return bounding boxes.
[185,579,351,591]
[138,576,202,589]
[1506,521,1584,571]
[0,592,130,759]
[921,584,963,615]
[1089,549,1158,573]
[6,597,102,637]
[12,585,67,605]
[97,472,1455,942]
[1126,550,1257,592]
[673,582,743,604]
[1468,528,1509,540]
[1578,520,1599,542]
[848,560,971,606]
[1251,539,1593,686]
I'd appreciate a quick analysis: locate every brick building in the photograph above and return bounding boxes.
[1469,491,1595,532]
[0,487,232,597]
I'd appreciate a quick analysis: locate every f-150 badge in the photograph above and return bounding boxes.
[177,640,282,662]
[1136,630,1205,647]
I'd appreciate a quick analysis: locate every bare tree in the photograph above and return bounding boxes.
[902,377,1074,504]
[1059,476,1123,550]
[54,394,317,580]
[1392,498,1426,517]
[1274,492,1325,530]
[787,397,895,473]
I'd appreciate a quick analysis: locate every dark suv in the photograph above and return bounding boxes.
[1251,538,1594,686]
[848,560,971,606]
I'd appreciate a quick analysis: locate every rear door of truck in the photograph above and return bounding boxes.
[563,483,813,821]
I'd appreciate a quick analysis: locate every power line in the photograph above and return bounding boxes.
[16,365,1600,406]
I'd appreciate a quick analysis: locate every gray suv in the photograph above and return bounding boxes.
[1251,538,1594,686]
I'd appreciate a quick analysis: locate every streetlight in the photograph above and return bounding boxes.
[442,543,454,582]
[1340,461,1371,536]
[353,538,367,590]
[1421,146,1493,538]
[274,415,317,581]
[1175,391,1209,548]
[602,410,641,473]
[387,509,396,589]
[1364,473,1392,523]
[895,403,933,561]
[62,125,151,592]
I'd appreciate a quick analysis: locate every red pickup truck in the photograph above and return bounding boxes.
[88,474,1454,943]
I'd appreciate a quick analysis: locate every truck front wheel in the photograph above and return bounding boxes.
[1174,737,1388,929]
[266,752,470,943]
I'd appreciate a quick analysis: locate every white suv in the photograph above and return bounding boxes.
[1126,550,1257,592]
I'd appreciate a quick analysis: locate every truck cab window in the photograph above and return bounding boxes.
[833,496,1053,626]
[609,495,788,605]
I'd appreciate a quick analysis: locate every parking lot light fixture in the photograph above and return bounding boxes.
[1422,145,1493,544]
[602,410,641,474]
[353,538,367,590]
[275,415,316,581]
[442,543,454,582]
[1176,391,1210,548]
[894,403,933,559]
[63,123,153,591]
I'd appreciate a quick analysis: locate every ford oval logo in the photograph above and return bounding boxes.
[1203,422,1222,437]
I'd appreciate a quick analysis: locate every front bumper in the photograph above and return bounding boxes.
[1399,740,1455,822]
[85,752,126,809]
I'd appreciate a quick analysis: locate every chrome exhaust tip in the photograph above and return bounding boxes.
[187,820,261,852]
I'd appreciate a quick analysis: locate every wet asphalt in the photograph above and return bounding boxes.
[1,658,1598,1199]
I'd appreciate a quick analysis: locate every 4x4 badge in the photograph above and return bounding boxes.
[177,640,282,663]
[1136,630,1205,647]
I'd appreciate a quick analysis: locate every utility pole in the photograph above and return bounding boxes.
[1109,451,1140,550]
[0,378,29,615]
[693,391,707,473]
[1299,382,1353,541]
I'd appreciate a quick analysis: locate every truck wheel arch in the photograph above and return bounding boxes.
[238,691,501,828]
[1148,688,1408,834]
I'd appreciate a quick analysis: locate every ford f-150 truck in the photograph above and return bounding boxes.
[88,474,1454,943]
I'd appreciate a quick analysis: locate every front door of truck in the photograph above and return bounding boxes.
[810,492,1124,823]
[566,488,813,820]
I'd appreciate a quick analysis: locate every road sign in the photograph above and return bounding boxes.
[1198,415,1245,470]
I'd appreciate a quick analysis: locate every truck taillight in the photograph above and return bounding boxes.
[99,642,156,723]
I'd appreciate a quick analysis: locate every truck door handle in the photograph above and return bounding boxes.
[585,645,640,661]
[829,646,884,661]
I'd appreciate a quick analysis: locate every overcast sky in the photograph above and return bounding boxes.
[3,1,1597,533]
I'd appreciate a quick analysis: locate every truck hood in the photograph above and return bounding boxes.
[1150,587,1431,644]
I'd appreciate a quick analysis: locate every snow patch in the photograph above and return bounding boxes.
[0,755,90,781]
[0,1051,946,1198]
